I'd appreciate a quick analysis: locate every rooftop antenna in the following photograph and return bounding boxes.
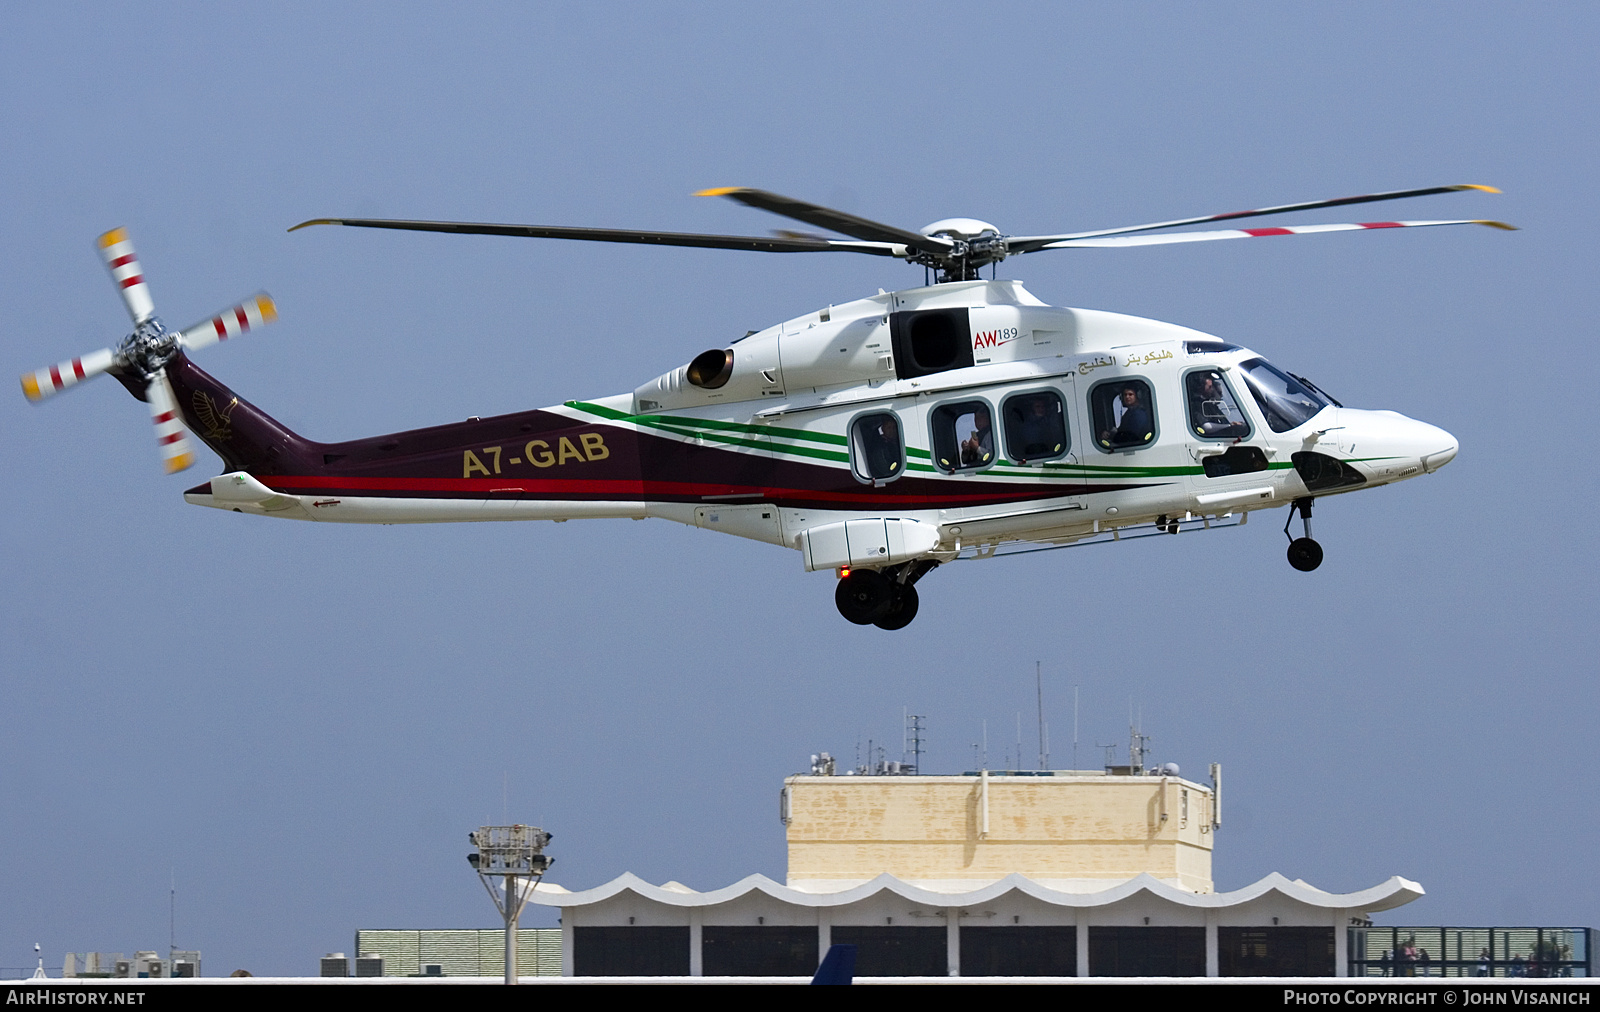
[1015,712,1022,772]
[169,867,176,959]
[903,711,926,774]
[1129,716,1151,776]
[1073,685,1080,772]
[1035,661,1046,771]
[982,719,989,771]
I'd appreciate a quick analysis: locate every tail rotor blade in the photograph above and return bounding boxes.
[178,293,277,352]
[21,347,118,402]
[97,228,156,324]
[146,370,195,474]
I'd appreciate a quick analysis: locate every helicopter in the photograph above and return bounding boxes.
[22,185,1511,629]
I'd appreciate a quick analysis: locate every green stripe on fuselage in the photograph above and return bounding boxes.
[566,401,1300,486]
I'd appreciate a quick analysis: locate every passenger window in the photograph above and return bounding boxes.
[1002,391,1068,463]
[1185,370,1252,440]
[930,400,995,473]
[1090,380,1156,451]
[850,412,903,484]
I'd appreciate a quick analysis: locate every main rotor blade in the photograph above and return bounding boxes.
[20,347,118,402]
[1008,184,1504,251]
[178,294,278,353]
[695,188,954,257]
[1037,218,1516,249]
[289,218,906,257]
[146,370,195,474]
[97,228,156,324]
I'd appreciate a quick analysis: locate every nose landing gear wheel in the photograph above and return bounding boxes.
[873,584,920,631]
[1283,497,1323,571]
[1287,537,1323,571]
[835,569,893,624]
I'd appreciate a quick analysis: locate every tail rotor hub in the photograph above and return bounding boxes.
[117,317,178,380]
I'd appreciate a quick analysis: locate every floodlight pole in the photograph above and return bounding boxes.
[468,824,553,985]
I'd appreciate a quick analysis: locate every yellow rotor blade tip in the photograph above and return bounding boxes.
[165,452,195,474]
[257,295,278,321]
[694,187,741,197]
[1473,220,1518,230]
[98,227,128,247]
[1457,184,1502,194]
[20,375,41,401]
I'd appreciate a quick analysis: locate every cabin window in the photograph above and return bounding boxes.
[1185,369,1252,440]
[1001,390,1068,463]
[1089,379,1157,452]
[930,400,995,473]
[850,412,904,484]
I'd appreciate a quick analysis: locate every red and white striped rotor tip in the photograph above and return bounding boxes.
[1041,218,1516,250]
[97,228,156,325]
[178,294,278,352]
[145,371,196,474]
[20,348,117,402]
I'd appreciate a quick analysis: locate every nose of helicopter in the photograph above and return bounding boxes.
[1420,436,1458,473]
[1333,409,1458,480]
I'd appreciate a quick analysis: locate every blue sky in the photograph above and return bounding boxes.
[2,3,1595,975]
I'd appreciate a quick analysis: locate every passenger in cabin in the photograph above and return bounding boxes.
[859,415,901,481]
[1010,393,1065,461]
[1101,385,1152,448]
[960,409,993,466]
[1187,372,1250,438]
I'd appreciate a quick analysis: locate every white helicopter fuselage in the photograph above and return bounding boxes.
[29,186,1498,628]
[184,279,1457,578]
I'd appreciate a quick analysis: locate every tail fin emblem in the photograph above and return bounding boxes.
[193,391,238,442]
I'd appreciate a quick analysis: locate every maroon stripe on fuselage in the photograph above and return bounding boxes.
[161,355,1166,511]
[253,473,1158,511]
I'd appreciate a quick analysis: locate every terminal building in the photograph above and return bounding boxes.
[527,760,1436,977]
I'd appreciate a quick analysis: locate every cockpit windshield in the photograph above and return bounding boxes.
[1238,358,1329,432]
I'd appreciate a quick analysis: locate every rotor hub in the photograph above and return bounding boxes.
[913,219,1010,283]
[919,217,1000,240]
[117,316,177,379]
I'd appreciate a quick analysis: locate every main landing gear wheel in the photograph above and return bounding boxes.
[873,584,920,631]
[835,569,892,624]
[1287,537,1324,572]
[1283,496,1323,571]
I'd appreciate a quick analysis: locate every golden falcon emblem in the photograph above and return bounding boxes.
[192,391,238,442]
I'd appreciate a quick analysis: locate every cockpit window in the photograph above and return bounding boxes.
[1238,358,1329,432]
[1185,369,1251,440]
